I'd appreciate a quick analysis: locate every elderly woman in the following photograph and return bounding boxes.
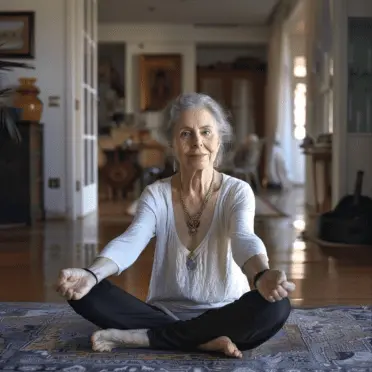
[56,93,295,358]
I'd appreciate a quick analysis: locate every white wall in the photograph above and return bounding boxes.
[0,0,67,217]
[99,23,269,44]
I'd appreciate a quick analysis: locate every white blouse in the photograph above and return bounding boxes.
[98,174,268,320]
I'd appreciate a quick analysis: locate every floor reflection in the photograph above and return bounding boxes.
[0,186,371,307]
[43,214,99,302]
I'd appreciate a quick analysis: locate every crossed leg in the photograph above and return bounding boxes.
[68,279,291,358]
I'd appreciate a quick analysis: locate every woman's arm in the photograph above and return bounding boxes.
[228,182,295,300]
[242,254,269,286]
[91,187,157,280]
[228,182,269,281]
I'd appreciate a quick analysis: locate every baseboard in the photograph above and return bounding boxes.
[44,211,67,220]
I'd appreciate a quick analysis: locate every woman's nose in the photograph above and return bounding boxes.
[192,133,203,147]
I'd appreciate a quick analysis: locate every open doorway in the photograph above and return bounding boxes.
[282,1,307,187]
[97,42,127,209]
[96,43,173,219]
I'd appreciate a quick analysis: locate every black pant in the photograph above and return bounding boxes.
[68,279,291,352]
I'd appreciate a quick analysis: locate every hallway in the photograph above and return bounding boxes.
[0,187,371,307]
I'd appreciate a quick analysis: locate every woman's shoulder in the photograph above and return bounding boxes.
[221,173,254,195]
[145,177,172,194]
[140,177,171,205]
[220,173,255,205]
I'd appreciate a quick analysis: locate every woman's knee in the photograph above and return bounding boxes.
[248,290,292,323]
[264,297,291,326]
[234,296,291,351]
[67,279,109,315]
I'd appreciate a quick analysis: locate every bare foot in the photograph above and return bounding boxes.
[199,336,243,358]
[91,329,150,352]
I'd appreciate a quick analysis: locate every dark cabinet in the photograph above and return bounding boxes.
[0,121,44,226]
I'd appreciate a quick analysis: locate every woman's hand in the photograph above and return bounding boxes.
[256,269,296,302]
[56,268,97,301]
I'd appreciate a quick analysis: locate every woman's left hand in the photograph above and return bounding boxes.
[256,269,296,302]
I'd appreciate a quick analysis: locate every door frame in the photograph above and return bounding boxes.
[65,0,78,220]
[65,0,98,220]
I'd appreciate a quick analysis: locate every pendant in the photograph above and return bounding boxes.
[186,256,197,271]
[187,219,200,236]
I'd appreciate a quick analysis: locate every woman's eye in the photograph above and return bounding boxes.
[202,130,211,136]
[181,131,191,138]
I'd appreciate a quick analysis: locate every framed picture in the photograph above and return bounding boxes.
[0,12,35,59]
[139,54,182,111]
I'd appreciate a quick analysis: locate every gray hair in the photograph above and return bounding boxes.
[161,92,234,167]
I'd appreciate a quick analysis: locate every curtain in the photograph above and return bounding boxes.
[264,10,286,183]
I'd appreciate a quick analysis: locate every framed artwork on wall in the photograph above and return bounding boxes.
[0,12,35,59]
[139,54,182,111]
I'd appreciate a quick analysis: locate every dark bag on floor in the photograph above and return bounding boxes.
[316,170,372,245]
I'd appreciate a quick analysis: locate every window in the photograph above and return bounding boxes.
[293,56,307,78]
[293,55,307,140]
[293,82,306,140]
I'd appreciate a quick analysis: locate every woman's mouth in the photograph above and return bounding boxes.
[188,154,207,158]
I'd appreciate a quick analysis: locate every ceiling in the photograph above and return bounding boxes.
[98,0,280,26]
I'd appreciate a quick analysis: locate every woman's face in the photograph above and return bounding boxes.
[172,108,220,171]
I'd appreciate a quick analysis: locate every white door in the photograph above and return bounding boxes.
[66,0,98,219]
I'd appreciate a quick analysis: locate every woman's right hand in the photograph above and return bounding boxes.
[56,268,97,301]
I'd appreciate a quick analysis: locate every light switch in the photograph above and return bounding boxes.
[48,96,60,107]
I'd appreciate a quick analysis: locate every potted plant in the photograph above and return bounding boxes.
[0,59,34,142]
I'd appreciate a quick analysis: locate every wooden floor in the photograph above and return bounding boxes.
[0,187,371,307]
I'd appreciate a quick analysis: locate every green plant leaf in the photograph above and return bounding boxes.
[0,58,34,142]
[0,60,34,71]
[0,87,12,97]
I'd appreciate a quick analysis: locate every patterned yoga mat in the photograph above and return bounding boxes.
[0,303,371,371]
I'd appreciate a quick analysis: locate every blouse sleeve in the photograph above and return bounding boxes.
[228,181,268,267]
[97,186,157,274]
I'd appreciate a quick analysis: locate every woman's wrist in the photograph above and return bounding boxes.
[86,257,120,284]
[242,254,270,284]
[253,269,270,288]
[82,268,99,284]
